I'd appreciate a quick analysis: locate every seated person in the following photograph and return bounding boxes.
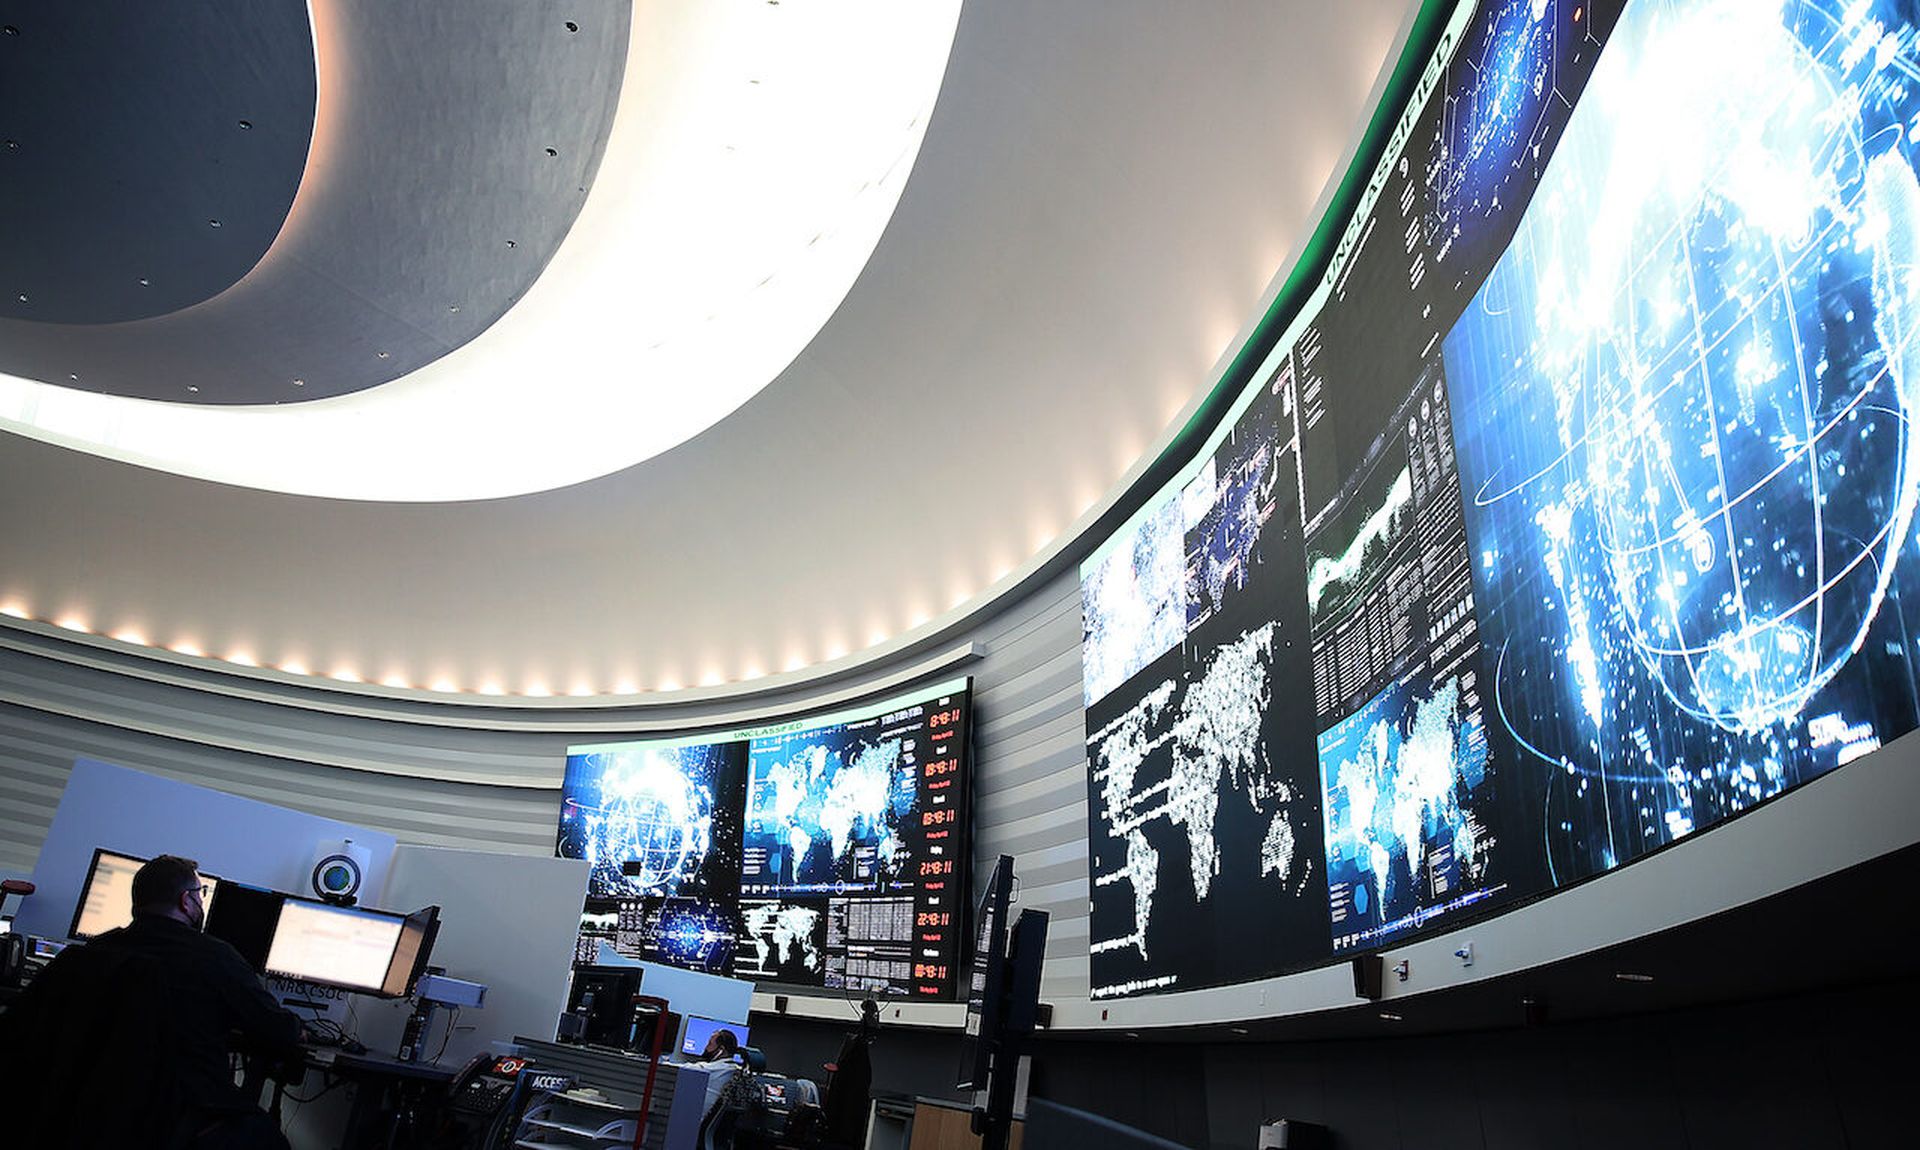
[689,1026,744,1111]
[0,854,307,1149]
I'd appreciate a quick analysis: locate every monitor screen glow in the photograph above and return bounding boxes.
[381,906,439,997]
[681,1015,749,1060]
[265,900,405,992]
[70,849,220,940]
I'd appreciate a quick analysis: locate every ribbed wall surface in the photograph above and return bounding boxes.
[0,566,1094,1001]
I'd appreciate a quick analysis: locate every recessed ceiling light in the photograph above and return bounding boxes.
[187,386,199,393]
[1378,1011,1403,1022]
[377,351,390,359]
[292,379,305,387]
[1230,1027,1249,1036]
[208,218,221,228]
[137,277,150,286]
[4,140,17,151]
[237,119,252,130]
[1615,972,1655,983]
[545,147,558,158]
[564,21,578,33]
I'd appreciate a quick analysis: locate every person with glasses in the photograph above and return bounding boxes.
[0,854,306,1148]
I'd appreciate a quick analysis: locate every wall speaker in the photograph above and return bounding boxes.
[1351,954,1384,1001]
[310,838,371,905]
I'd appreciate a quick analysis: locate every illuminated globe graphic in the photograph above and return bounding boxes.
[1525,0,1920,734]
[587,756,709,894]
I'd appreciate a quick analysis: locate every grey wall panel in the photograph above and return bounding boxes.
[959,570,1092,999]
[0,699,559,879]
[0,643,568,786]
[0,705,71,876]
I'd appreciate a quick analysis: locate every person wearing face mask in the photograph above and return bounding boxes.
[0,854,306,1149]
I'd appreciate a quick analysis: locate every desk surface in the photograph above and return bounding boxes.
[307,1046,461,1084]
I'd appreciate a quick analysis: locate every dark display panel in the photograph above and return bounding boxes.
[1308,360,1512,953]
[1084,371,1329,998]
[615,895,740,974]
[736,896,829,983]
[1083,0,1920,996]
[557,678,972,999]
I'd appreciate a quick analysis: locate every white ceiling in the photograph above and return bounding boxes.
[0,0,968,499]
[0,0,1421,699]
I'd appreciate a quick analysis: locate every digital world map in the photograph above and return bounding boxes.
[738,899,826,981]
[1319,674,1499,947]
[1088,624,1320,996]
[744,734,918,893]
[1090,624,1284,951]
[1085,382,1328,998]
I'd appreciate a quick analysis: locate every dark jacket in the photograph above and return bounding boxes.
[0,914,304,1148]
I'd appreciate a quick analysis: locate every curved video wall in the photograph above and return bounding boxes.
[556,677,973,1000]
[1082,0,1920,999]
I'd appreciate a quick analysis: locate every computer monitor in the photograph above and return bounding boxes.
[69,848,221,940]
[958,854,1014,1091]
[681,1015,749,1061]
[264,897,407,994]
[564,965,644,1046]
[202,882,284,972]
[381,905,440,998]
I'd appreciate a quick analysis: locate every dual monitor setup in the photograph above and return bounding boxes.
[71,847,439,999]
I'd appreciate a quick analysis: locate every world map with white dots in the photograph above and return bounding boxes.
[744,736,917,893]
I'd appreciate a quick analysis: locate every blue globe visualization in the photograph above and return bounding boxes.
[1526,0,1920,734]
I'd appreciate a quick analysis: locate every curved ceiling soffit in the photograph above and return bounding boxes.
[0,1,314,327]
[0,1,622,403]
[0,0,966,501]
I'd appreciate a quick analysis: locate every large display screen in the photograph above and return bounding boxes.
[1082,0,1920,997]
[558,677,972,999]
